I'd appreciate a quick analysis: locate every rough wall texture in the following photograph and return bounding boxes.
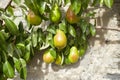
[1,0,120,80]
[0,0,11,10]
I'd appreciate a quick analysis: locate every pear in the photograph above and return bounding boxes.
[27,11,42,25]
[55,54,62,65]
[54,30,67,50]
[68,46,79,63]
[43,50,54,63]
[66,6,80,24]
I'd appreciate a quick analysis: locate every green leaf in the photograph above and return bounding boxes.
[20,4,28,11]
[6,6,14,16]
[13,57,21,72]
[24,51,30,62]
[20,58,26,68]
[7,56,15,69]
[100,0,104,4]
[46,33,53,41]
[46,33,54,48]
[4,18,19,35]
[64,57,71,65]
[7,44,14,57]
[68,25,76,37]
[16,43,26,53]
[82,34,86,41]
[20,67,27,80]
[64,45,70,55]
[81,0,90,10]
[79,43,87,56]
[0,20,2,29]
[0,31,5,43]
[49,48,56,59]
[30,45,34,57]
[45,4,51,12]
[0,62,3,72]
[0,31,7,51]
[0,74,7,80]
[13,47,23,58]
[71,0,81,15]
[37,1,46,14]
[65,0,71,5]
[8,57,15,68]
[0,56,2,62]
[86,26,90,36]
[18,21,24,33]
[104,0,113,8]
[0,31,9,40]
[1,51,7,62]
[69,39,75,46]
[47,25,56,34]
[86,11,96,18]
[25,0,39,15]
[24,44,31,62]
[89,24,96,36]
[80,20,88,33]
[13,0,21,5]
[58,0,62,6]
[19,58,27,80]
[31,31,38,47]
[37,28,43,42]
[92,0,100,6]
[59,21,67,33]
[3,61,15,78]
[48,39,54,48]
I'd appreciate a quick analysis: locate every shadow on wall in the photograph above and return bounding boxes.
[26,51,48,80]
[105,73,120,80]
[105,53,120,80]
[26,50,81,80]
[90,1,120,80]
[90,1,120,46]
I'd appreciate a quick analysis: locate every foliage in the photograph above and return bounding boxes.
[0,0,113,79]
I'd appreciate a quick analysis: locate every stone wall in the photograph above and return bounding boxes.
[1,0,120,80]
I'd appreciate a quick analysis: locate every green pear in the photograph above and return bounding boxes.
[68,46,79,63]
[54,30,67,50]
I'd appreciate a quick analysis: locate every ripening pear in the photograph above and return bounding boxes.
[68,46,79,63]
[54,30,67,50]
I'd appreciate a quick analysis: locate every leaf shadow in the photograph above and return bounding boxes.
[90,1,120,46]
[105,73,120,80]
[26,50,47,80]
